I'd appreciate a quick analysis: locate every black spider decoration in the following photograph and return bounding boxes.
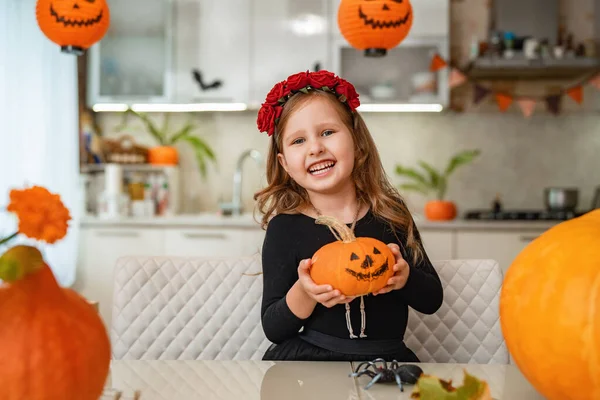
[349,358,424,391]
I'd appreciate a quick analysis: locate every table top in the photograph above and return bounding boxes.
[101,360,545,400]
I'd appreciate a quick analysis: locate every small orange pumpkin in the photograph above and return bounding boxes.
[500,210,600,400]
[0,245,111,400]
[310,216,395,296]
[36,0,110,55]
[424,200,457,221]
[148,145,179,165]
[338,0,413,57]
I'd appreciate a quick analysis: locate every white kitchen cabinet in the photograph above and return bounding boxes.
[75,227,166,328]
[164,227,265,258]
[249,0,331,105]
[456,230,544,274]
[419,229,454,262]
[87,0,173,106]
[173,0,251,103]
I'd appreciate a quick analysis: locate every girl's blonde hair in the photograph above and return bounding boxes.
[253,90,424,265]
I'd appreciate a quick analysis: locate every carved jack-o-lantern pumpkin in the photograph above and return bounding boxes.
[338,0,413,57]
[36,0,110,55]
[310,216,395,297]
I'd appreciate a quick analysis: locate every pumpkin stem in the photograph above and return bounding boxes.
[315,216,356,243]
[0,245,44,283]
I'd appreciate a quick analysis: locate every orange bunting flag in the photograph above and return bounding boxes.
[517,98,537,118]
[566,86,583,104]
[449,68,467,88]
[589,74,600,90]
[429,53,447,72]
[495,93,513,112]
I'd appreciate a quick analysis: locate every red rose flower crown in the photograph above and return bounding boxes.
[256,70,361,136]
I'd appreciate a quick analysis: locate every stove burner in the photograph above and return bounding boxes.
[464,210,584,221]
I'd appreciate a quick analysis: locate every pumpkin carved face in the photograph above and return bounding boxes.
[36,0,110,55]
[338,0,413,57]
[310,216,395,296]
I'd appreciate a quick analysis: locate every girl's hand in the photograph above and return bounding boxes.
[297,258,355,308]
[372,243,410,296]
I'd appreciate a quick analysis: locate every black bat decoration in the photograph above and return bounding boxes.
[192,69,223,91]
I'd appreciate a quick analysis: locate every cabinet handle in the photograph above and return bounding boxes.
[96,231,140,238]
[519,235,539,242]
[183,232,227,240]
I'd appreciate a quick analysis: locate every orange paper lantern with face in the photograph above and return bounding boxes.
[36,0,110,55]
[310,216,395,297]
[338,0,413,57]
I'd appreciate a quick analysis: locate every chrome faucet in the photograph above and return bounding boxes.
[220,149,263,216]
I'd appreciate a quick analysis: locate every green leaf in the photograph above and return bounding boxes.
[411,370,490,400]
[437,176,448,200]
[395,165,430,187]
[168,122,195,145]
[118,109,166,145]
[399,183,431,195]
[444,149,480,177]
[418,161,442,189]
[179,135,216,179]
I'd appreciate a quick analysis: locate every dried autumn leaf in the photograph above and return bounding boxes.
[411,370,492,400]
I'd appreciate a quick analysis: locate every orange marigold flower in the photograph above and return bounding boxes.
[6,186,71,244]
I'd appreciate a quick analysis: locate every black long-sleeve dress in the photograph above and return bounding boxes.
[260,209,444,362]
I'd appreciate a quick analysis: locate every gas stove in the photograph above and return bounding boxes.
[464,209,584,221]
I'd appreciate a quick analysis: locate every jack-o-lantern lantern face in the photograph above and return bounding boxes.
[338,0,414,57]
[36,0,110,55]
[345,247,390,281]
[310,216,396,297]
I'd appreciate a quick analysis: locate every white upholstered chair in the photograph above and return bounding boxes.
[110,255,509,363]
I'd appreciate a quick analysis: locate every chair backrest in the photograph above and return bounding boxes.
[112,256,508,363]
[404,259,510,364]
[111,254,271,360]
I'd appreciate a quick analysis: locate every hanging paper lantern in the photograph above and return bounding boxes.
[338,0,413,57]
[36,0,110,56]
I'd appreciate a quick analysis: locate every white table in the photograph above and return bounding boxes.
[101,360,545,400]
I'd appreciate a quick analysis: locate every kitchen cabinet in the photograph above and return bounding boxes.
[87,0,174,106]
[329,0,449,106]
[455,230,544,274]
[173,0,251,103]
[76,224,265,329]
[419,230,454,262]
[249,0,331,105]
[164,228,265,257]
[76,227,166,328]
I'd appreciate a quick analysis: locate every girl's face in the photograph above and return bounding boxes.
[277,96,355,197]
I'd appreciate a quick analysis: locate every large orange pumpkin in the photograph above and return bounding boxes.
[500,209,600,400]
[0,245,111,400]
[338,0,413,57]
[36,0,110,55]
[310,216,395,296]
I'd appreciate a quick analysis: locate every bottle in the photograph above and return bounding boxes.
[492,193,503,213]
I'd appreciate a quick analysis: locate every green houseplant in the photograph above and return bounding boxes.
[395,149,480,221]
[117,109,216,177]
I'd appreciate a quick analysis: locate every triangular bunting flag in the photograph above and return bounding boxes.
[545,95,562,115]
[589,74,600,90]
[517,98,537,118]
[473,84,491,104]
[449,68,467,88]
[429,53,447,72]
[566,86,583,104]
[495,93,513,112]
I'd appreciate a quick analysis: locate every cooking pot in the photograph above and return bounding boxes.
[544,187,578,211]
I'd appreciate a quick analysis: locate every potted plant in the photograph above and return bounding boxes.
[395,149,480,221]
[117,109,216,177]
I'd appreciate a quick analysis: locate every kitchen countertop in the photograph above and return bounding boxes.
[81,213,562,231]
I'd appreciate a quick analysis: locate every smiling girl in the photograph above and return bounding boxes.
[254,70,443,362]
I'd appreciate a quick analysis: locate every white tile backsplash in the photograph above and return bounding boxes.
[96,111,600,216]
